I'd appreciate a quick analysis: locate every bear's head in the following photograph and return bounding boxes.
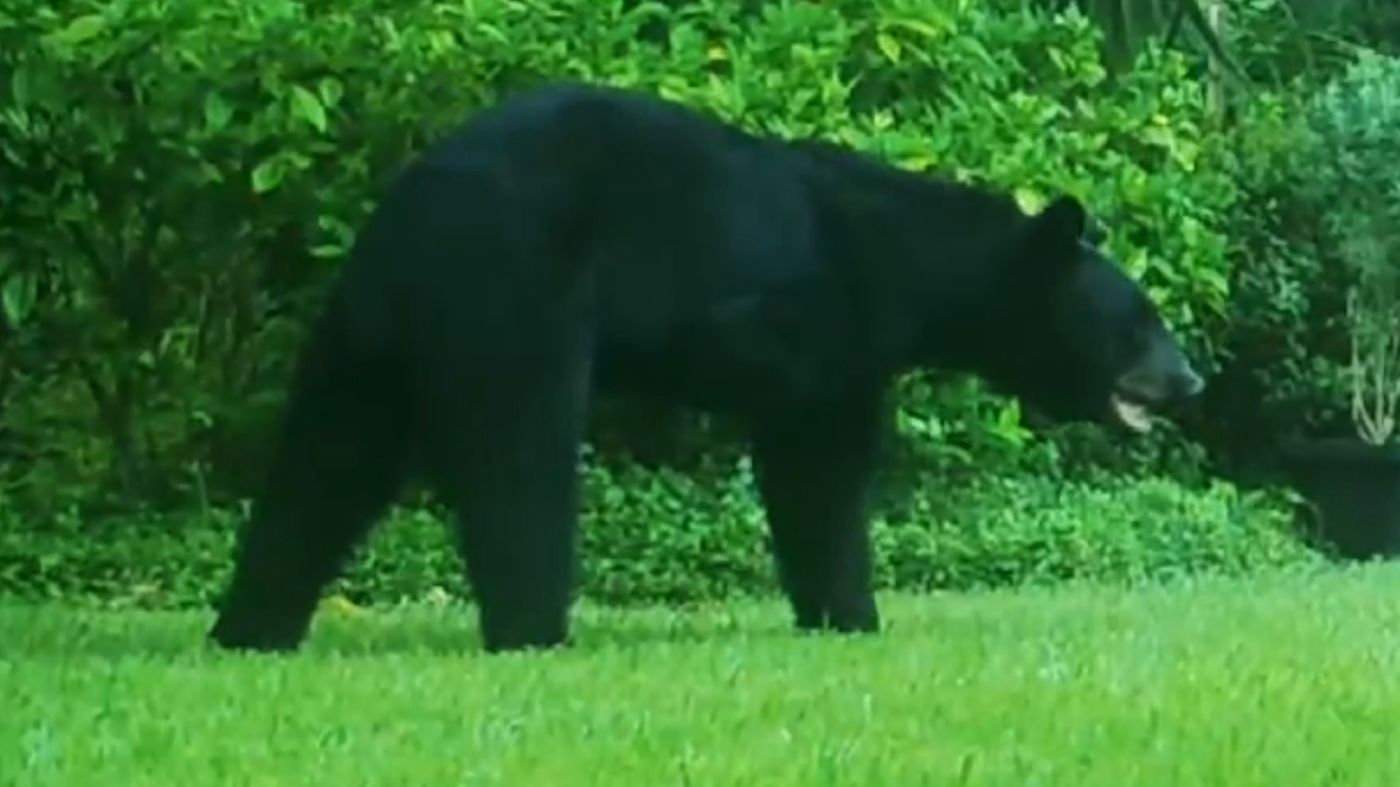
[976,195,1205,434]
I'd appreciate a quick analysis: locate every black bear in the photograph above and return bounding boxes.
[209,82,1204,654]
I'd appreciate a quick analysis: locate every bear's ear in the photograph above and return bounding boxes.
[1014,195,1089,282]
[1032,195,1088,246]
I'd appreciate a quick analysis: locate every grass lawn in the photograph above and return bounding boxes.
[4,564,1400,786]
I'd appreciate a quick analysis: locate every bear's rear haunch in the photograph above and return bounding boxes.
[209,82,1205,654]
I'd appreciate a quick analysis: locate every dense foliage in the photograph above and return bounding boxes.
[0,0,1382,605]
[0,0,1239,511]
[1195,18,1400,474]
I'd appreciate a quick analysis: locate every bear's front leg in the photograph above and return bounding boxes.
[751,392,884,635]
[417,299,595,654]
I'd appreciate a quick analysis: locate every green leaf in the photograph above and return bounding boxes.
[876,33,901,64]
[1197,268,1228,297]
[2,272,37,327]
[10,67,30,106]
[883,18,946,41]
[42,14,107,49]
[250,158,284,194]
[289,85,327,133]
[474,22,509,46]
[318,77,344,109]
[204,93,232,132]
[10,65,64,108]
[1013,187,1049,214]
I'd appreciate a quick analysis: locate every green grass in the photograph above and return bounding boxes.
[5,564,1400,786]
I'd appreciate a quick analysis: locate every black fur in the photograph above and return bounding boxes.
[209,83,1203,653]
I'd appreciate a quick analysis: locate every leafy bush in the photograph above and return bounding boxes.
[0,0,1249,523]
[1304,50,1400,267]
[1300,50,1400,443]
[0,0,504,517]
[1184,86,1355,477]
[0,472,1320,608]
[1189,45,1400,471]
[873,474,1320,591]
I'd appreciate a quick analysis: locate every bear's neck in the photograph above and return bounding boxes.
[796,144,1028,376]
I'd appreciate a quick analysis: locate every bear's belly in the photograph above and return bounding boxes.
[593,312,852,416]
[592,341,780,415]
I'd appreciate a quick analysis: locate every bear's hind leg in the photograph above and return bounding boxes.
[209,331,411,653]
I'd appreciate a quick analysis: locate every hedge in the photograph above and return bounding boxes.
[0,471,1320,608]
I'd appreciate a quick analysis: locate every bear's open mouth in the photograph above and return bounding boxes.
[1109,392,1154,434]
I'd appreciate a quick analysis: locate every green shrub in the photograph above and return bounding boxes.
[1189,44,1400,471]
[1300,49,1400,443]
[873,474,1320,592]
[3,0,541,515]
[0,472,1320,609]
[1184,85,1355,475]
[0,0,1248,522]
